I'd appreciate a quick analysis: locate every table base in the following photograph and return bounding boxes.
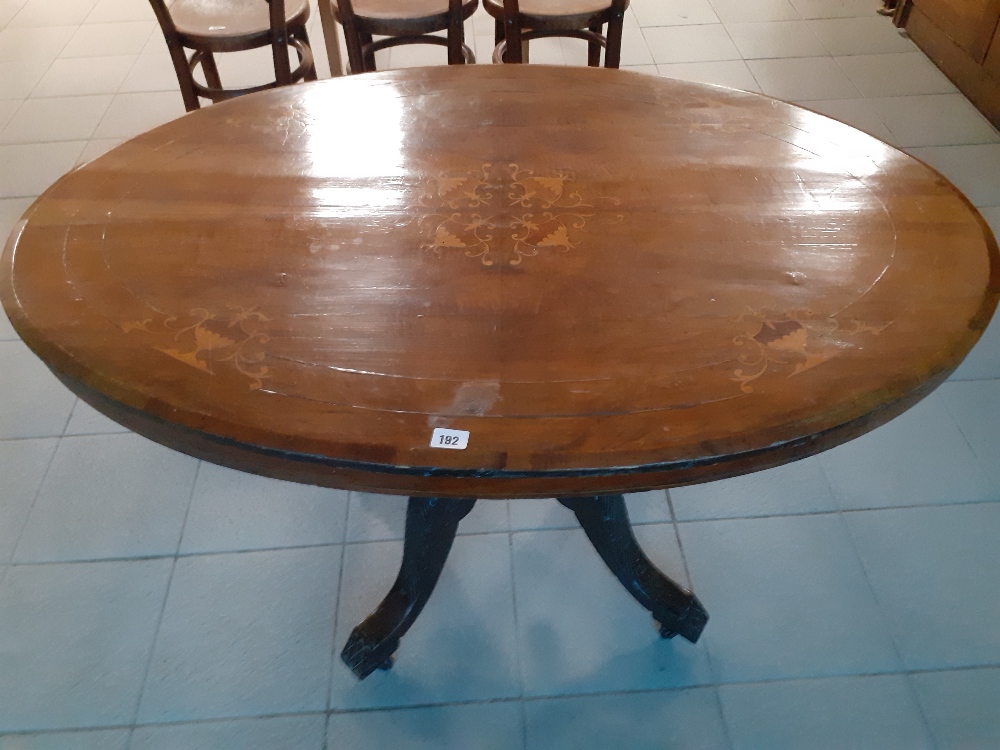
[341,494,709,680]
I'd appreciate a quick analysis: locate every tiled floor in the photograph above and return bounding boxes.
[2,0,1000,747]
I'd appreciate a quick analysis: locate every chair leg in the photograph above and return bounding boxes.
[361,31,376,72]
[447,5,464,63]
[604,12,624,68]
[495,16,504,45]
[588,21,603,67]
[297,27,318,80]
[201,50,223,93]
[341,19,367,74]
[166,42,201,111]
[317,0,344,76]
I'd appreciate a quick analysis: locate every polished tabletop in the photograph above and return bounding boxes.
[2,66,997,498]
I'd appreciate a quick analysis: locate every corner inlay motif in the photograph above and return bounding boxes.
[121,306,271,390]
[418,163,620,266]
[733,308,890,393]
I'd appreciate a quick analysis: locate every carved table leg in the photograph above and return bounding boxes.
[558,494,708,643]
[341,496,476,679]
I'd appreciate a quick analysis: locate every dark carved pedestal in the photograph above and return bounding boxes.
[341,496,475,680]
[341,494,708,680]
[558,495,708,642]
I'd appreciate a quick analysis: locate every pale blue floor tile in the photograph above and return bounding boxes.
[508,498,575,531]
[131,714,327,750]
[0,728,129,750]
[719,674,932,750]
[0,438,56,562]
[818,394,993,510]
[634,523,690,588]
[62,398,130,435]
[509,492,669,531]
[671,456,836,521]
[910,667,1000,748]
[137,547,340,722]
[624,490,672,524]
[0,198,33,264]
[870,93,1000,148]
[979,205,1000,235]
[327,702,523,750]
[0,559,172,732]
[524,687,729,750]
[13,433,199,562]
[329,533,520,710]
[0,342,75,439]
[806,16,916,56]
[679,514,901,683]
[179,463,349,554]
[906,144,1000,207]
[0,305,18,341]
[513,526,712,697]
[845,504,1000,670]
[941,379,1000,492]
[949,312,1000,381]
[345,492,508,542]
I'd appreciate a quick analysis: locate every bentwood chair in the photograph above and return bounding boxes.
[148,0,317,112]
[329,0,478,74]
[489,0,628,67]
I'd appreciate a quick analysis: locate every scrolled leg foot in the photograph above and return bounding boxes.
[341,496,476,680]
[558,494,708,644]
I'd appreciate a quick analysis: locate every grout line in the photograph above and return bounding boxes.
[711,683,737,750]
[503,499,529,750]
[666,488,737,748]
[321,712,333,750]
[666,492,696,596]
[938,385,1000,492]
[172,459,203,557]
[4,435,61,567]
[60,398,80,436]
[19,22,80,100]
[124,459,201,748]
[902,670,943,750]
[323,494,351,713]
[673,496,1000,524]
[12,662,1000,738]
[56,393,75,435]
[125,554,178,750]
[7,497,1000,568]
[832,497,936,745]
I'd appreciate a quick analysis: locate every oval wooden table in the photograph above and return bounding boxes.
[3,66,998,680]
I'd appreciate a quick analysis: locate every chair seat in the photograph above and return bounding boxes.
[168,0,310,38]
[331,0,474,21]
[484,0,612,19]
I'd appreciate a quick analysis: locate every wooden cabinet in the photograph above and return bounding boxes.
[899,0,1000,128]
[912,0,1000,62]
[985,24,1000,81]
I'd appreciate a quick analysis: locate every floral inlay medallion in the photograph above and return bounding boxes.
[418,163,620,266]
[121,306,271,389]
[733,308,890,393]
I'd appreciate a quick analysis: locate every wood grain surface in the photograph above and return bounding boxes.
[2,66,997,497]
